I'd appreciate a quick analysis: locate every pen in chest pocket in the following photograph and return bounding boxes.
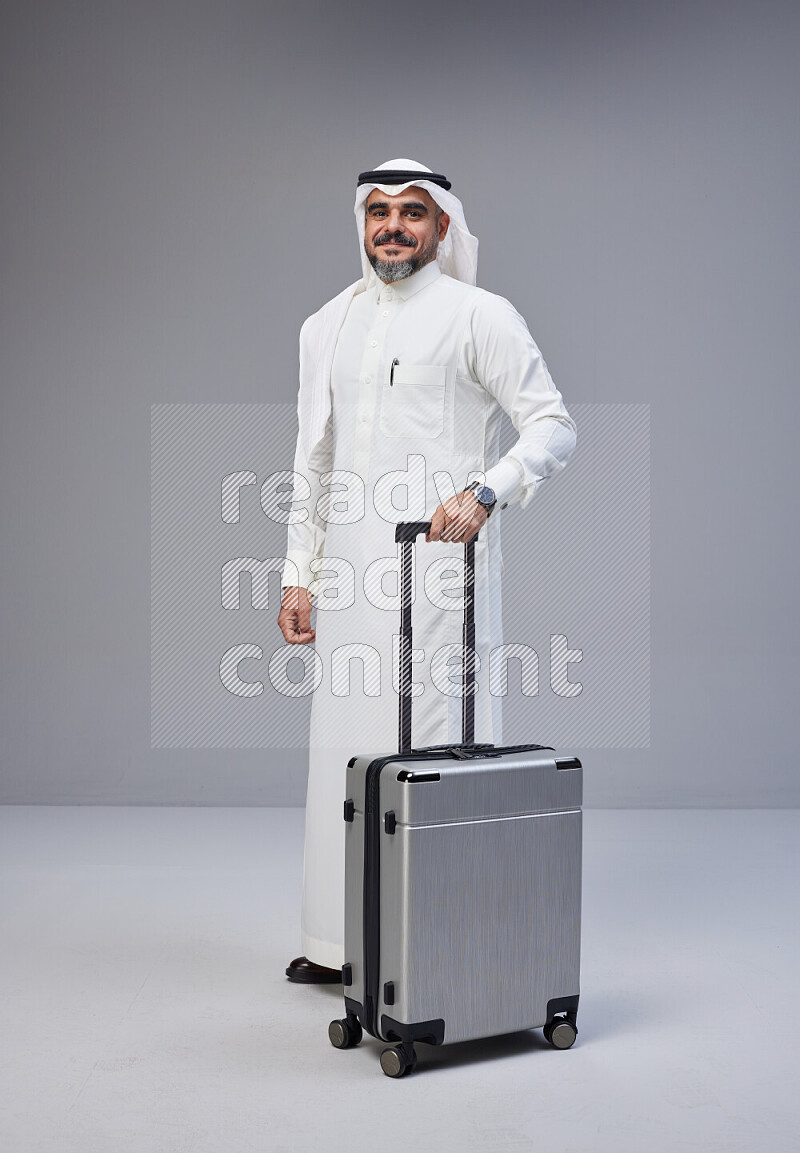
[390,358,399,385]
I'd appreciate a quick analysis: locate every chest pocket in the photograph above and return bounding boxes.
[379,364,447,440]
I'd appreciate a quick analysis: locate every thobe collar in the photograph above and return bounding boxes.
[298,262,443,462]
[376,259,442,304]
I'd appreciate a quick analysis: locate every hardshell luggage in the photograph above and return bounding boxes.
[328,521,583,1077]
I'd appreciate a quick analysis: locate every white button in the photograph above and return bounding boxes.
[359,414,368,423]
[382,310,389,317]
[370,340,378,348]
[364,375,372,384]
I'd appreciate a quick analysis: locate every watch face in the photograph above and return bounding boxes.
[476,485,496,507]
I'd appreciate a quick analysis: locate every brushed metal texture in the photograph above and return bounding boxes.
[343,758,369,1008]
[344,752,582,1046]
[382,750,582,826]
[343,809,365,1003]
[378,808,582,1044]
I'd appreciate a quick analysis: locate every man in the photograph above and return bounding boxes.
[278,159,576,983]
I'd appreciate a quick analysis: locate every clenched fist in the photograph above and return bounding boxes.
[277,586,315,644]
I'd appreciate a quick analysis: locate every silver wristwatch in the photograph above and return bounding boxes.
[465,480,498,517]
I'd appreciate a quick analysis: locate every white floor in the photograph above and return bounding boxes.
[0,807,797,1153]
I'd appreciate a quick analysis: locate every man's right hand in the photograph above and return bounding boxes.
[277,586,316,644]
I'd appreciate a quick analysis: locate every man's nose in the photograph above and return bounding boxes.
[386,210,405,232]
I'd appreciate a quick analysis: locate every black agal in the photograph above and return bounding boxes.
[357,169,451,191]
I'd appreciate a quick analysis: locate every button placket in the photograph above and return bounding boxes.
[352,294,397,479]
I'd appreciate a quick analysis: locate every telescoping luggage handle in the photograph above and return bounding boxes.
[394,521,477,754]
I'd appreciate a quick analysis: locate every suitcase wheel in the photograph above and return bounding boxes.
[379,1043,417,1078]
[544,1017,578,1050]
[328,1015,363,1050]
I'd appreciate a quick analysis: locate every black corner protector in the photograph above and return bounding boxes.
[365,993,375,1032]
[547,994,580,1024]
[555,757,582,771]
[342,963,353,987]
[383,981,395,1006]
[381,1015,445,1046]
[396,770,441,783]
[343,799,355,822]
[344,996,365,1028]
[347,756,357,768]
[384,810,396,834]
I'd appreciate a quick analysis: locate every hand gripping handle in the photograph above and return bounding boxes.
[394,522,477,754]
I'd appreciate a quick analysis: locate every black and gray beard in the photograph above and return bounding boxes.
[368,254,419,283]
[365,231,439,284]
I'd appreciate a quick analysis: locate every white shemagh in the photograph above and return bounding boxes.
[296,158,478,462]
[353,157,479,288]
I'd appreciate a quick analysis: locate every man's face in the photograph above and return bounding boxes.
[364,187,450,283]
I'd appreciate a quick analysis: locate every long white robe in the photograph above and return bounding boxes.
[282,260,576,969]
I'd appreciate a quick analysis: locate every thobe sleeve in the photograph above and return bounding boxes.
[470,292,577,509]
[280,410,333,594]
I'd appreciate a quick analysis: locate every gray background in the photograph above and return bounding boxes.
[1,0,797,805]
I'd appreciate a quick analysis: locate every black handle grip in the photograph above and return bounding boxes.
[395,521,477,753]
[395,521,432,543]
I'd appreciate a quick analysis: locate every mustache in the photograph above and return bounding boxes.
[372,232,416,248]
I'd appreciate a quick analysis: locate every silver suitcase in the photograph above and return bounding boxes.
[328,522,583,1077]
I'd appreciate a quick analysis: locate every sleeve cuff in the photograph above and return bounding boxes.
[281,550,316,591]
[483,458,525,508]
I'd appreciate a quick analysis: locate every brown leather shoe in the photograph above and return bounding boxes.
[285,956,342,984]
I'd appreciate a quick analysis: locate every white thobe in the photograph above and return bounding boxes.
[282,260,576,969]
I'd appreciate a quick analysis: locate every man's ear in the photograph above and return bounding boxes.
[438,212,451,242]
